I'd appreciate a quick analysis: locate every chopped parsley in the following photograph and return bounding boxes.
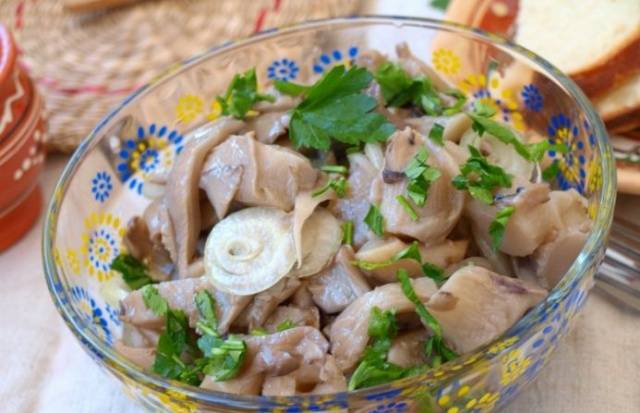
[364,204,385,237]
[311,176,348,198]
[442,89,467,116]
[348,307,426,390]
[374,62,443,115]
[489,205,515,252]
[320,164,348,175]
[430,0,450,11]
[342,220,354,246]
[111,254,155,290]
[405,147,442,207]
[397,269,458,365]
[452,145,512,205]
[216,68,274,119]
[421,262,445,284]
[286,65,395,150]
[141,285,168,316]
[140,286,247,384]
[250,327,268,336]
[273,79,309,96]
[428,123,445,146]
[542,160,560,182]
[194,290,218,337]
[275,319,296,332]
[395,194,419,221]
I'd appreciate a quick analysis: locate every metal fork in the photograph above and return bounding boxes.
[596,214,640,310]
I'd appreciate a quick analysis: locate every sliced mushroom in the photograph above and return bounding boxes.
[329,277,438,372]
[354,237,468,283]
[233,277,301,330]
[405,113,472,144]
[374,127,464,243]
[123,216,173,281]
[263,305,321,332]
[204,207,296,296]
[291,189,335,268]
[165,117,245,277]
[387,330,430,368]
[200,133,317,218]
[119,276,251,334]
[427,265,547,354]
[335,152,381,247]
[307,245,371,314]
[261,355,346,396]
[396,42,451,90]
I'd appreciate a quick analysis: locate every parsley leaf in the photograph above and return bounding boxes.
[452,145,512,204]
[288,65,395,150]
[428,123,445,146]
[273,79,309,96]
[489,205,515,252]
[198,335,247,381]
[396,194,419,221]
[374,62,443,115]
[342,220,354,246]
[311,176,348,198]
[217,68,274,119]
[142,285,168,316]
[250,327,268,336]
[152,309,191,380]
[422,262,445,284]
[276,319,296,332]
[405,147,442,207]
[111,254,155,290]
[442,89,467,116]
[364,204,385,236]
[542,160,560,182]
[195,290,218,337]
[397,269,458,364]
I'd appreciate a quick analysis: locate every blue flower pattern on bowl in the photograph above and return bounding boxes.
[70,286,112,345]
[91,171,113,202]
[267,58,300,81]
[117,124,183,195]
[547,114,586,192]
[520,84,543,112]
[312,46,359,74]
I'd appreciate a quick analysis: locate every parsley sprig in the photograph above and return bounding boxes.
[277,65,395,150]
[452,145,512,205]
[216,68,274,119]
[112,254,155,290]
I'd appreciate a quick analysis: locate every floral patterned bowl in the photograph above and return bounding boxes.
[43,17,615,413]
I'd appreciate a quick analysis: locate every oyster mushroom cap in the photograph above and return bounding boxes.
[204,207,296,295]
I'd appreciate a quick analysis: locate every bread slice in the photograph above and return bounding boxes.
[515,0,640,98]
[594,73,640,130]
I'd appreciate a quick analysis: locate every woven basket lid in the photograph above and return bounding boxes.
[0,0,361,152]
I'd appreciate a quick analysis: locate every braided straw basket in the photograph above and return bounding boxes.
[0,0,361,152]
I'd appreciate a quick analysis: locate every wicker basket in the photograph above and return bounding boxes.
[0,0,361,152]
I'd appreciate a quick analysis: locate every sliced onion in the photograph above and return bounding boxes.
[204,207,296,295]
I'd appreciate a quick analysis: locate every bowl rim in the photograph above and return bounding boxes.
[42,15,616,407]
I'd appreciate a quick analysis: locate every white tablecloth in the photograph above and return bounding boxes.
[1,156,639,413]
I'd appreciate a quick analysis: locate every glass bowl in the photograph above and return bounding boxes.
[43,16,616,413]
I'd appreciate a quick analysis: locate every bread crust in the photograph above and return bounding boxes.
[571,29,640,98]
